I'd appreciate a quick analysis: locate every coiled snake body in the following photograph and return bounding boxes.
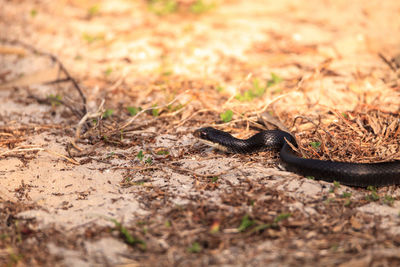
[194,127,400,187]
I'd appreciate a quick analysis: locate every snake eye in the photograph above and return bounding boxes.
[200,131,208,139]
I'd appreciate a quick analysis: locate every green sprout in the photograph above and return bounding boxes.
[220,110,233,123]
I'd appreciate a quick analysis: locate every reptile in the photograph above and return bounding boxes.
[194,127,400,187]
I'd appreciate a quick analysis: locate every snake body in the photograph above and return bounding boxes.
[194,127,400,187]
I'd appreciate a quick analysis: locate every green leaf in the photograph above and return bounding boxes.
[333,181,341,188]
[384,195,395,205]
[102,109,114,119]
[48,94,62,106]
[267,72,283,87]
[190,0,215,14]
[310,141,321,149]
[145,157,153,164]
[238,214,254,232]
[216,85,224,92]
[148,0,178,16]
[88,5,100,17]
[156,150,169,155]
[188,242,202,253]
[210,176,218,183]
[30,9,38,18]
[152,105,159,117]
[104,67,113,76]
[220,110,233,123]
[341,192,352,198]
[137,150,144,161]
[110,219,146,249]
[274,213,291,223]
[82,32,104,44]
[235,78,266,101]
[127,106,140,116]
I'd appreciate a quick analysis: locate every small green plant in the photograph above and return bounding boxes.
[188,242,202,253]
[145,157,153,164]
[8,252,23,265]
[167,103,184,112]
[220,110,233,122]
[148,0,178,16]
[30,9,38,18]
[161,70,173,76]
[82,32,104,44]
[104,67,113,76]
[235,78,265,101]
[274,213,291,223]
[210,176,219,183]
[329,181,341,193]
[306,176,315,180]
[137,150,144,161]
[384,195,395,206]
[133,181,145,186]
[366,186,379,202]
[127,106,141,116]
[333,181,341,188]
[238,214,254,232]
[165,220,171,227]
[102,109,114,119]
[190,0,215,14]
[110,219,146,250]
[48,94,62,107]
[87,5,100,17]
[151,105,159,117]
[156,150,169,155]
[216,85,224,93]
[266,72,283,87]
[341,192,352,198]
[310,141,321,149]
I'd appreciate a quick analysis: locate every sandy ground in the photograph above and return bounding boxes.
[1,0,400,266]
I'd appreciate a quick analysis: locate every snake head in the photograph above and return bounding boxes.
[193,127,216,142]
[194,127,233,152]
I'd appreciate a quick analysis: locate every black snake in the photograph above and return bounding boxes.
[194,127,400,187]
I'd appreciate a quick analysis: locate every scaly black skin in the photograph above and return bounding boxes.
[194,127,400,187]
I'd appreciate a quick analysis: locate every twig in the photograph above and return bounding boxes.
[72,99,105,151]
[0,146,79,164]
[0,38,87,116]
[378,53,397,72]
[293,115,334,139]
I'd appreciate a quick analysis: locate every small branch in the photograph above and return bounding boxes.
[0,146,79,164]
[0,38,87,116]
[378,53,397,72]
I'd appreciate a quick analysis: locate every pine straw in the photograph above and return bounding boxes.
[294,110,400,163]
